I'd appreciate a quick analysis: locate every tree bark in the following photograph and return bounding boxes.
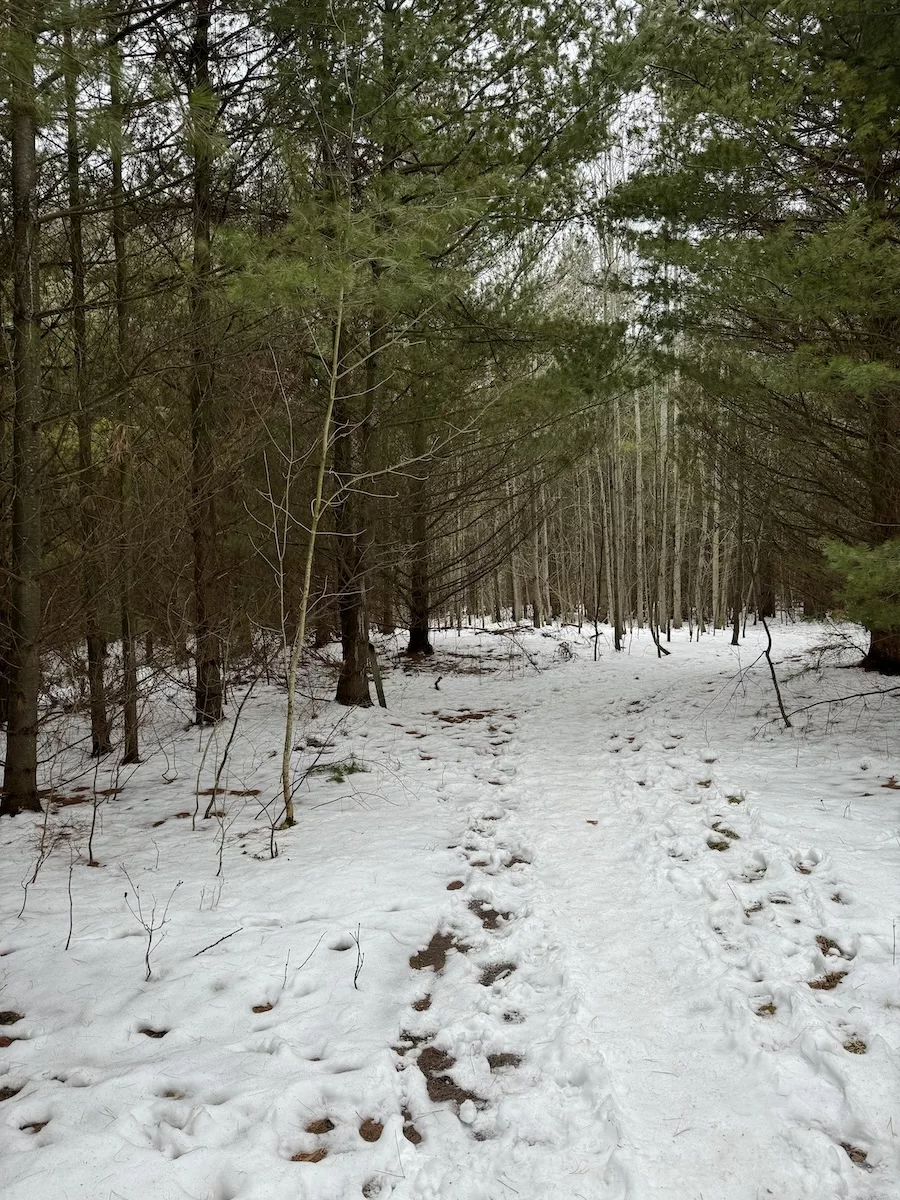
[65,30,112,758]
[188,0,223,723]
[333,421,373,704]
[2,2,42,815]
[109,24,140,762]
[406,410,433,655]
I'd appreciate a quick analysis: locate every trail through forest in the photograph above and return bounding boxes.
[1,624,899,1200]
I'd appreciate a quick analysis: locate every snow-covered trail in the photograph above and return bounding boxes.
[511,640,900,1199]
[515,676,798,1199]
[2,624,899,1200]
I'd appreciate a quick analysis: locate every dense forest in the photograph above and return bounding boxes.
[2,0,899,816]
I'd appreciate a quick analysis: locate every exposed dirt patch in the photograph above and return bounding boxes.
[586,819,598,825]
[415,1044,480,1107]
[769,893,790,905]
[432,709,494,724]
[711,822,739,840]
[831,892,847,903]
[808,971,848,991]
[409,931,469,972]
[20,1120,47,1132]
[174,811,191,818]
[756,1002,777,1017]
[503,1010,524,1023]
[305,1117,334,1135]
[487,1052,522,1071]
[252,1003,273,1013]
[401,1109,422,1144]
[727,794,744,805]
[292,1148,328,1163]
[707,837,731,852]
[229,788,261,797]
[359,1118,383,1142]
[139,1027,168,1038]
[0,1085,23,1101]
[50,794,91,808]
[393,1031,433,1055]
[0,1037,15,1048]
[815,935,846,957]
[426,1071,477,1106]
[840,1142,870,1167]
[697,780,712,788]
[446,880,464,891]
[468,900,511,930]
[843,1038,867,1054]
[417,1046,454,1074]
[744,901,764,915]
[503,855,530,869]
[0,1012,23,1026]
[411,995,432,1012]
[479,961,517,986]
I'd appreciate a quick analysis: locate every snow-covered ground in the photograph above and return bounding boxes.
[2,621,899,1200]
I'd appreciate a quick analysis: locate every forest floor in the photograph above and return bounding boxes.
[1,620,899,1200]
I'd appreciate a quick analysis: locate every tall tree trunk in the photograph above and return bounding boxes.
[333,385,372,706]
[671,405,684,629]
[730,445,745,646]
[507,481,522,621]
[655,386,670,633]
[863,370,900,670]
[711,486,721,630]
[2,1,42,815]
[530,480,542,628]
[109,26,140,762]
[406,410,433,654]
[188,0,223,723]
[694,480,709,636]
[65,30,112,758]
[634,394,646,628]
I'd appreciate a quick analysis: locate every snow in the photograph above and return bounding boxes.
[1,621,899,1199]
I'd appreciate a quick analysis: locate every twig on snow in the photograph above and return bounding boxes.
[193,927,243,958]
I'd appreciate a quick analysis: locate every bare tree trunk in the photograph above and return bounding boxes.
[694,485,709,636]
[530,474,542,627]
[406,408,433,655]
[634,394,646,628]
[655,386,670,633]
[507,481,522,621]
[333,372,372,705]
[188,0,223,724]
[65,30,112,758]
[2,1,42,815]
[730,447,745,646]
[863,381,900,671]
[540,484,552,619]
[671,405,684,629]
[109,27,139,762]
[711,486,721,630]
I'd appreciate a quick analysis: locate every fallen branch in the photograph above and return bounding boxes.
[760,615,791,729]
[787,684,900,721]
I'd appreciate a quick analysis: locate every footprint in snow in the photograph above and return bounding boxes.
[793,847,826,875]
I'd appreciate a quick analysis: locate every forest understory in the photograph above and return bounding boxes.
[1,621,898,1200]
